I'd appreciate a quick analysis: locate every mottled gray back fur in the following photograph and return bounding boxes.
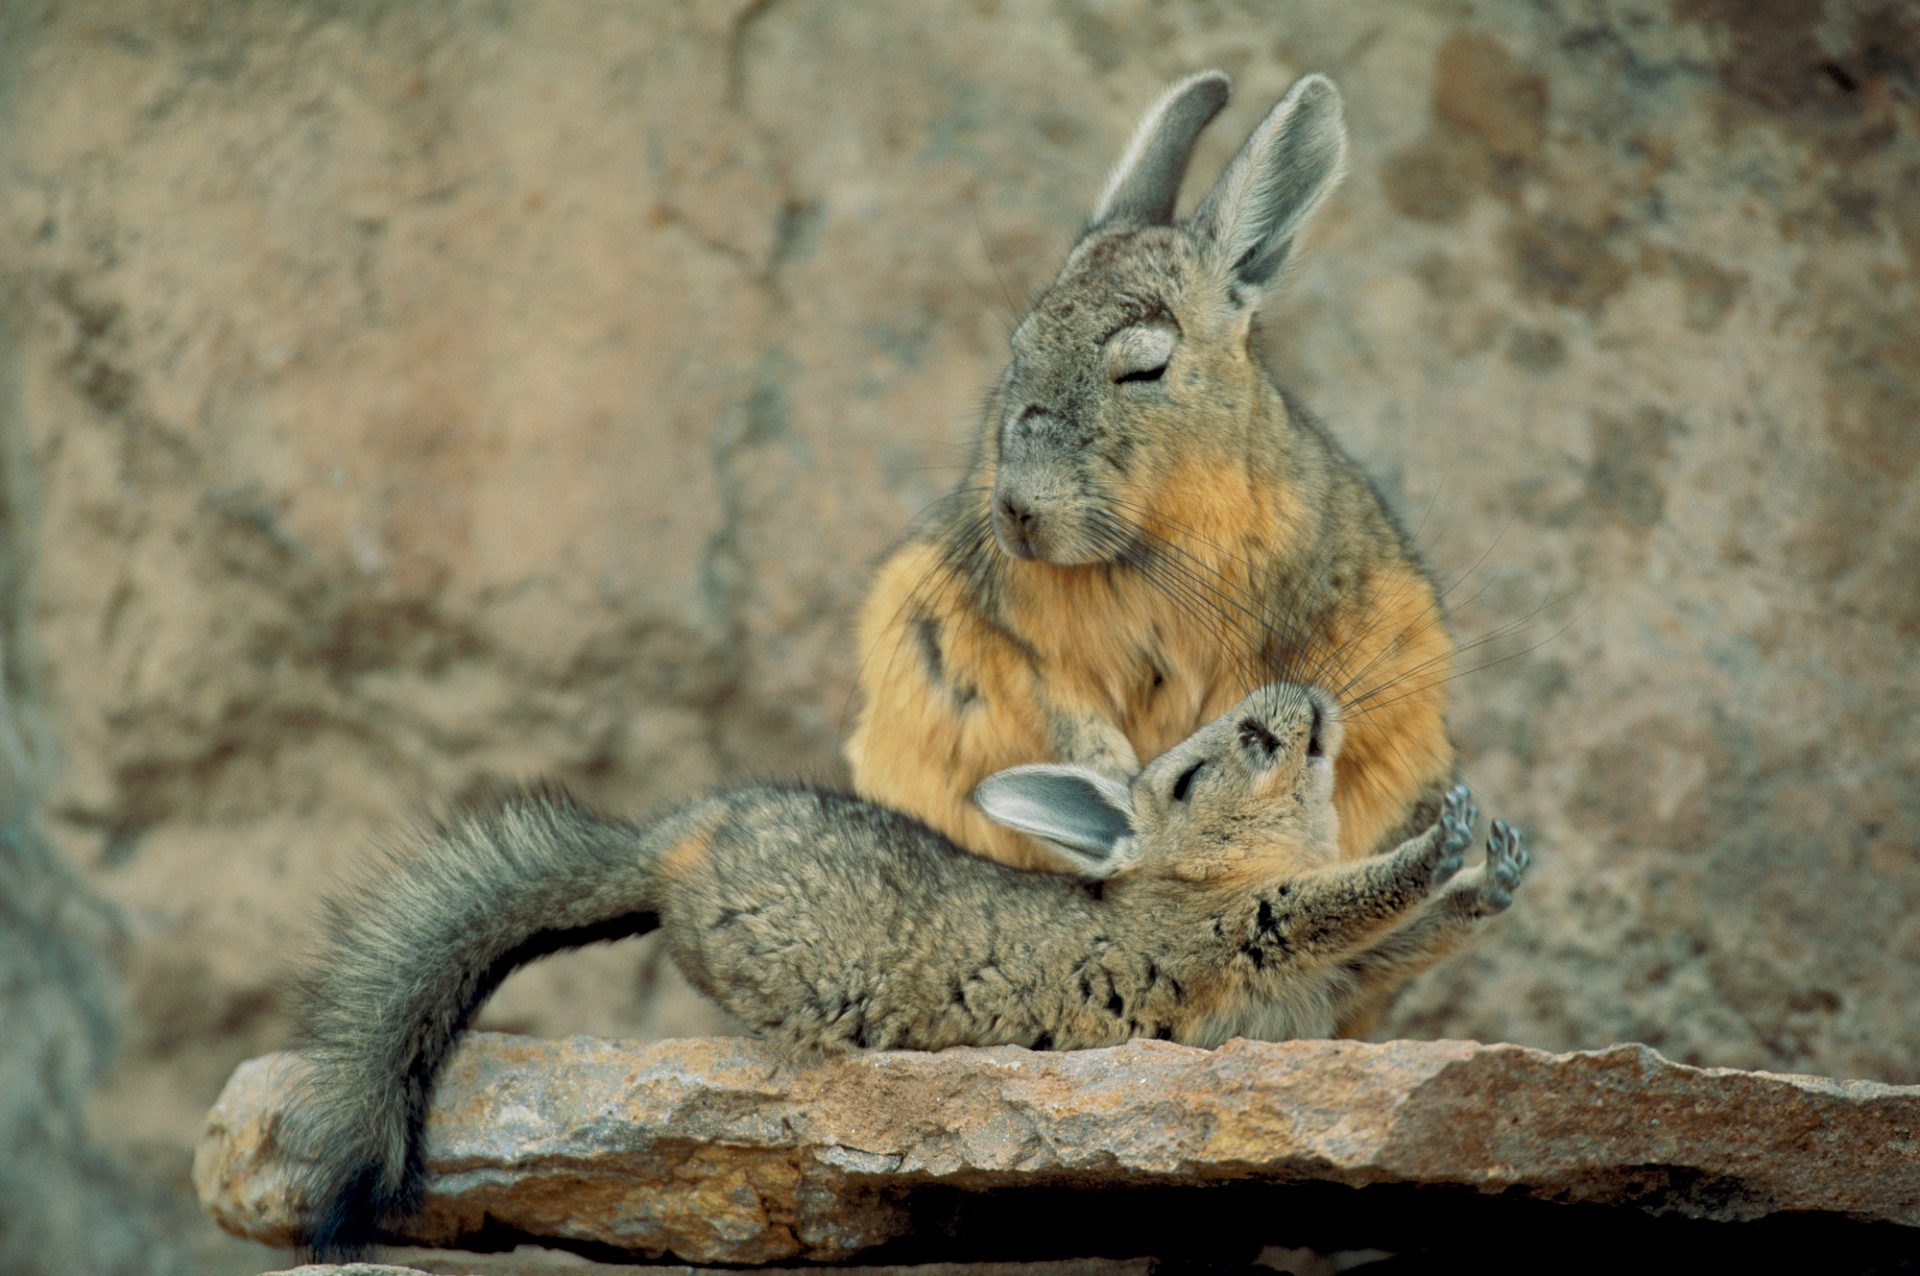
[285,684,1528,1259]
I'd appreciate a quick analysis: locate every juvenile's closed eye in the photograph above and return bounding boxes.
[1171,759,1206,802]
[1116,361,1167,384]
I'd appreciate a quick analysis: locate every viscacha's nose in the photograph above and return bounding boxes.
[993,487,1041,560]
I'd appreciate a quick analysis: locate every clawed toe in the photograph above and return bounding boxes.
[1433,834,1466,886]
[1439,786,1477,848]
[1474,820,1530,912]
[1427,789,1535,908]
[1428,786,1481,887]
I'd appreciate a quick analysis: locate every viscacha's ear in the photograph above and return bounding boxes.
[973,764,1136,878]
[1190,73,1347,294]
[1090,70,1232,229]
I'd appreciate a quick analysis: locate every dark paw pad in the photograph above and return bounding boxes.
[1429,786,1477,886]
[1439,786,1478,841]
[1478,819,1530,911]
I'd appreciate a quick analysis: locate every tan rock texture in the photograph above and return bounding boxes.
[2,1,1918,1271]
[198,1034,1920,1264]
[266,1261,1159,1276]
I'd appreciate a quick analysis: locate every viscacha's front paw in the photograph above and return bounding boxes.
[1458,819,1531,916]
[1427,784,1477,889]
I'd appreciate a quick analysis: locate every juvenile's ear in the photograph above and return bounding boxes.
[1090,70,1232,228]
[973,765,1136,878]
[1191,73,1347,293]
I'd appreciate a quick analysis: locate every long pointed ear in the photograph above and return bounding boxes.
[1191,73,1347,292]
[973,764,1136,878]
[1090,71,1232,228]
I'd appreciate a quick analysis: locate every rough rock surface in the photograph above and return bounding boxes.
[265,1262,1163,1276]
[3,1,1918,1272]
[198,1034,1920,1264]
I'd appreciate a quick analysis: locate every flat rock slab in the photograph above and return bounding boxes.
[263,1262,1158,1276]
[198,1034,1920,1265]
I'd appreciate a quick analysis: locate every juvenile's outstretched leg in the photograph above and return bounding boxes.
[1244,792,1472,969]
[1333,791,1531,1034]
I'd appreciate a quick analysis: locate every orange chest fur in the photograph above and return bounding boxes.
[1006,560,1260,761]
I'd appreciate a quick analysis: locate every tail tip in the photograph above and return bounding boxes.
[296,1159,410,1263]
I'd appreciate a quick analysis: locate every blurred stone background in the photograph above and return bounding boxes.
[0,1,1915,1272]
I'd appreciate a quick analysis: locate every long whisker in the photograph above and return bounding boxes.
[1106,496,1353,692]
[1321,509,1520,698]
[971,206,1028,335]
[1338,577,1574,717]
[1109,496,1569,770]
[1104,560,1263,695]
[1323,565,1508,708]
[1338,612,1579,723]
[1104,508,1318,670]
[1089,513,1269,691]
[1111,498,1360,694]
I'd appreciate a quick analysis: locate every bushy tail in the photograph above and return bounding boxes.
[283,786,679,1259]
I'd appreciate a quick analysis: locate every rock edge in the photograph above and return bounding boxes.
[196,1034,1920,1264]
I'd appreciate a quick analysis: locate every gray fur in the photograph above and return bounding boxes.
[1091,70,1232,227]
[285,790,697,1258]
[860,71,1456,908]
[286,683,1527,1259]
[973,75,1393,591]
[1192,72,1348,287]
[972,764,1134,870]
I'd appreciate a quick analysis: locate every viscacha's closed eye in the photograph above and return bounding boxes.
[1107,322,1178,386]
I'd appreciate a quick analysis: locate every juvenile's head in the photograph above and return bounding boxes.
[986,72,1347,564]
[973,682,1343,883]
